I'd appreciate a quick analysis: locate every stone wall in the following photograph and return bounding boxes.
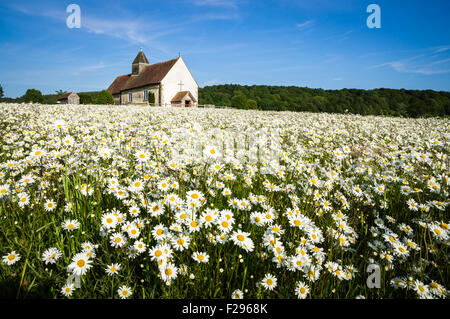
[113,94,121,105]
[120,84,160,105]
[68,94,80,105]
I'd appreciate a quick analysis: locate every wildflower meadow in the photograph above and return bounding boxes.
[0,103,448,299]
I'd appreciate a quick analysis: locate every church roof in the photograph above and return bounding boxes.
[171,91,195,102]
[107,57,180,95]
[132,50,149,64]
[58,92,76,100]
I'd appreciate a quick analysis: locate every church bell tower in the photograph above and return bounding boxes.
[132,49,150,76]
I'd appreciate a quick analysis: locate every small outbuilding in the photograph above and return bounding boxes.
[170,91,196,107]
[58,92,80,104]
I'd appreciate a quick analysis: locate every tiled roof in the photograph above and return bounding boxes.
[132,50,149,64]
[58,92,76,100]
[107,57,179,95]
[171,91,190,102]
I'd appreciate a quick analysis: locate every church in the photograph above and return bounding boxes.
[107,50,198,107]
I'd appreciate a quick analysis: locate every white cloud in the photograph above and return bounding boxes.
[189,0,240,20]
[323,30,353,42]
[297,20,314,29]
[192,0,238,8]
[82,16,178,46]
[385,62,450,75]
[434,47,449,53]
[371,48,450,75]
[8,3,181,54]
[189,12,240,22]
[70,61,121,76]
[8,4,65,21]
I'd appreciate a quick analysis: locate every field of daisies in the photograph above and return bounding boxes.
[0,103,448,299]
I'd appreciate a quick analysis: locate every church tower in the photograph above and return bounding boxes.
[131,49,150,75]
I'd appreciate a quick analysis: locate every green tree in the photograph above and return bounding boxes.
[247,99,258,109]
[22,89,44,103]
[55,89,66,96]
[96,90,114,105]
[79,93,94,104]
[0,84,3,99]
[148,92,155,104]
[198,84,450,117]
[43,94,59,104]
[231,93,248,109]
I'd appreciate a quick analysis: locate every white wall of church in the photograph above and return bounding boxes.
[161,57,198,107]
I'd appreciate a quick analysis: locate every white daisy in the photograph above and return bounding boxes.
[61,283,75,297]
[117,285,133,299]
[295,281,309,299]
[62,219,80,232]
[192,251,209,263]
[42,247,62,265]
[2,251,21,265]
[231,289,244,299]
[67,252,92,276]
[260,273,277,291]
[105,263,121,276]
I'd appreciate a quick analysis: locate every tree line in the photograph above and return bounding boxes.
[0,86,114,105]
[1,83,449,117]
[199,84,450,117]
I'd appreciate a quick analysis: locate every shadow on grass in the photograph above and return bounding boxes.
[0,277,56,299]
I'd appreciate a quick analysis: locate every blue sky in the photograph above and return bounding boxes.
[0,0,449,98]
